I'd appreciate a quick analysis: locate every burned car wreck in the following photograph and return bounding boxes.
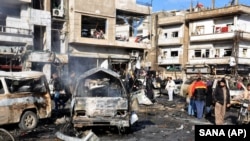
[0,71,51,130]
[70,68,134,132]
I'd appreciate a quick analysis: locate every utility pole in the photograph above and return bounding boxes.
[232,30,242,78]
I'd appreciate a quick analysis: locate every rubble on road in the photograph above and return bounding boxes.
[56,130,100,141]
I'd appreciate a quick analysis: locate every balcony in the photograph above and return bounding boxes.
[238,57,250,65]
[242,32,250,40]
[0,26,32,46]
[158,37,183,46]
[71,36,150,49]
[158,57,181,65]
[158,16,185,26]
[190,32,235,42]
[189,57,230,65]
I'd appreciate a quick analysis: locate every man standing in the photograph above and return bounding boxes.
[52,73,65,111]
[213,78,230,125]
[146,73,155,102]
[191,77,207,119]
[165,77,176,101]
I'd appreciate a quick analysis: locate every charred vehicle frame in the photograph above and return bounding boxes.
[70,68,134,133]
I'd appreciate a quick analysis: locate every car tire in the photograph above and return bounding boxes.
[19,111,38,130]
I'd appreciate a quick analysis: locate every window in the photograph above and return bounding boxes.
[196,26,204,35]
[215,49,220,57]
[163,51,168,58]
[194,50,201,57]
[171,51,178,57]
[243,49,247,57]
[0,80,4,94]
[81,15,106,39]
[164,33,168,38]
[171,31,178,38]
[205,49,209,58]
[5,77,46,93]
[224,49,232,57]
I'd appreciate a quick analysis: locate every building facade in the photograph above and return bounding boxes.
[67,0,151,75]
[186,4,250,76]
[152,3,250,78]
[0,0,53,80]
[152,10,188,79]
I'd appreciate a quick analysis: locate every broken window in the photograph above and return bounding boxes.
[171,51,178,57]
[171,31,178,38]
[34,25,46,51]
[76,77,124,97]
[5,77,46,93]
[194,50,201,57]
[224,49,232,57]
[0,80,4,94]
[81,15,106,39]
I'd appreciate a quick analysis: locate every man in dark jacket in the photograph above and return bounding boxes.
[52,73,65,111]
[213,78,230,125]
[191,77,207,119]
[146,73,154,102]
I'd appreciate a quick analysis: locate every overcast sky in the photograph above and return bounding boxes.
[140,0,250,12]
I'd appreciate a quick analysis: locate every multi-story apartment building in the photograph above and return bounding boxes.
[186,4,250,76]
[152,10,188,79]
[0,0,53,79]
[67,0,151,74]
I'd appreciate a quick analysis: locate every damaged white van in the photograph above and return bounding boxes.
[0,71,52,130]
[71,68,135,133]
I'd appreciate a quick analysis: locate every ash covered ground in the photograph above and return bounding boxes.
[3,91,240,141]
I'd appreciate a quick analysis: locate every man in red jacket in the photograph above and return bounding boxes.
[190,77,207,119]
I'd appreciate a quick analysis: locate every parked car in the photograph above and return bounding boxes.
[70,68,135,133]
[0,71,52,130]
[159,79,183,95]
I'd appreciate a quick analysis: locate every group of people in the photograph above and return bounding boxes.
[187,76,250,125]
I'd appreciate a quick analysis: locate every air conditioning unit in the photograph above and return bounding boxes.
[52,8,64,17]
[130,50,139,58]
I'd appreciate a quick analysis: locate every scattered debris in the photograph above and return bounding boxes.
[54,116,70,125]
[56,130,100,141]
[176,124,184,130]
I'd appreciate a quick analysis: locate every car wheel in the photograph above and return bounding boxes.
[19,111,38,130]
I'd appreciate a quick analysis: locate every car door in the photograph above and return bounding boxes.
[0,78,10,125]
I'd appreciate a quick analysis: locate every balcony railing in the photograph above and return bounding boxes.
[0,25,32,36]
[158,37,183,46]
[189,57,230,65]
[190,32,235,42]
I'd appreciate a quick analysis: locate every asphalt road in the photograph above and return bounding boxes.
[2,91,242,141]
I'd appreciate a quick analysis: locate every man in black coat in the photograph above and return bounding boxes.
[146,73,154,102]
